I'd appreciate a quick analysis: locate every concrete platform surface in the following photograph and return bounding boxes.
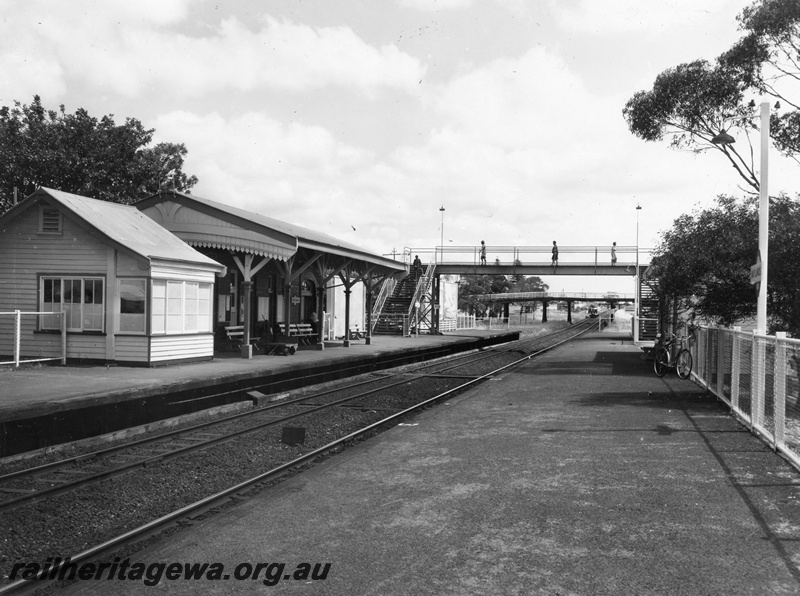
[0,330,512,422]
[59,332,800,595]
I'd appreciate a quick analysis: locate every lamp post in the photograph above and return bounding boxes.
[636,203,641,303]
[711,102,769,333]
[439,205,445,265]
[756,102,769,333]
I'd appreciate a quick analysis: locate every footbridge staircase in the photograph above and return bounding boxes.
[635,270,660,347]
[372,262,435,335]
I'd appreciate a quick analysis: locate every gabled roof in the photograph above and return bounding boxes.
[1,188,225,273]
[136,191,406,272]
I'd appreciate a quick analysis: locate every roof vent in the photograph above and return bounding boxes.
[40,208,62,233]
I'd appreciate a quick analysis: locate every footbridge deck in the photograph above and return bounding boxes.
[404,245,650,276]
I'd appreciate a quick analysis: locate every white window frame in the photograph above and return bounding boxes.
[151,280,213,335]
[40,276,105,332]
[118,278,147,334]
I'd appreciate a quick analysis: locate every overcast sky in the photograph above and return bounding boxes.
[2,0,796,293]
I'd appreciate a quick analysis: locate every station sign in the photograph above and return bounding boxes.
[750,250,761,288]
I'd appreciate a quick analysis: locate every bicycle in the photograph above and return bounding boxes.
[653,331,693,379]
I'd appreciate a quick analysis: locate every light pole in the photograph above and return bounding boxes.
[636,202,641,297]
[756,102,769,333]
[711,101,770,333]
[439,205,445,265]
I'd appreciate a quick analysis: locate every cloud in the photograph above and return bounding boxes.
[399,0,475,10]
[552,0,731,35]
[0,5,425,101]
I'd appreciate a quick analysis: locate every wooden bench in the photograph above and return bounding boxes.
[286,323,318,346]
[226,324,295,356]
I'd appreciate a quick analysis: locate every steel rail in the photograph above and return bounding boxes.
[0,373,432,513]
[0,319,596,595]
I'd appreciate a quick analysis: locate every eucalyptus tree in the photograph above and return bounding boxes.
[623,0,799,193]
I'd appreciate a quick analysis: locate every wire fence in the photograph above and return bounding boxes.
[692,325,800,469]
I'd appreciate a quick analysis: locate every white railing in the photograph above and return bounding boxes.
[0,310,67,367]
[440,313,477,332]
[692,325,800,470]
[370,277,397,332]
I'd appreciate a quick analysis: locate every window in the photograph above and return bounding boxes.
[151,280,212,335]
[119,279,146,333]
[41,277,104,332]
[40,208,62,233]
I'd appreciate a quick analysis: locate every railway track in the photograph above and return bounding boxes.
[0,320,597,594]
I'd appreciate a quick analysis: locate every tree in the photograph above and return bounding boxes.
[719,0,800,163]
[458,274,512,315]
[650,194,800,335]
[622,60,761,193]
[0,96,198,214]
[511,276,548,293]
[623,0,800,188]
[457,274,547,317]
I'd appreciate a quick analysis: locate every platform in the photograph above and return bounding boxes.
[57,331,800,594]
[0,330,516,457]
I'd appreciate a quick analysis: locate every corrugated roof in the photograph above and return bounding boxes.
[32,188,225,271]
[137,191,405,271]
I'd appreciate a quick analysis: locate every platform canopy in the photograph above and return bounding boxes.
[135,190,406,278]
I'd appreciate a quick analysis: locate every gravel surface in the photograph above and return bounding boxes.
[0,321,579,588]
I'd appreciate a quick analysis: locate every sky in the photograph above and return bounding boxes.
[2,0,797,293]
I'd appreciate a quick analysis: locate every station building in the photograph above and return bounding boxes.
[0,188,406,366]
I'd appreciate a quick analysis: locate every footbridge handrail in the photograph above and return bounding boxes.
[406,245,652,267]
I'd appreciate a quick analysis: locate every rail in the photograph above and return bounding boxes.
[0,322,595,594]
[406,244,652,268]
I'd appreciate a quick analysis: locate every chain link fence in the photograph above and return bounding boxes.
[693,326,800,469]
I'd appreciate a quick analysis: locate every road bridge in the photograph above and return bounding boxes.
[470,291,636,323]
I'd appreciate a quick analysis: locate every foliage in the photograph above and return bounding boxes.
[511,276,548,294]
[650,194,800,335]
[457,274,547,315]
[0,96,198,214]
[458,274,510,315]
[724,0,800,163]
[623,0,800,188]
[622,60,760,192]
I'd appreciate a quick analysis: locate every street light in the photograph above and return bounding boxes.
[711,102,769,333]
[439,205,445,265]
[635,203,642,343]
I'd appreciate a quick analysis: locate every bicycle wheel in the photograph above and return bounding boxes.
[653,347,670,377]
[676,349,693,379]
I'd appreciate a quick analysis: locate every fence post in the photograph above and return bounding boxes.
[751,330,764,431]
[14,309,21,367]
[61,310,67,365]
[731,327,741,412]
[717,326,725,398]
[775,332,787,450]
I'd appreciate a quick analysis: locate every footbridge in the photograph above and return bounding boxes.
[404,245,649,276]
[375,245,657,346]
